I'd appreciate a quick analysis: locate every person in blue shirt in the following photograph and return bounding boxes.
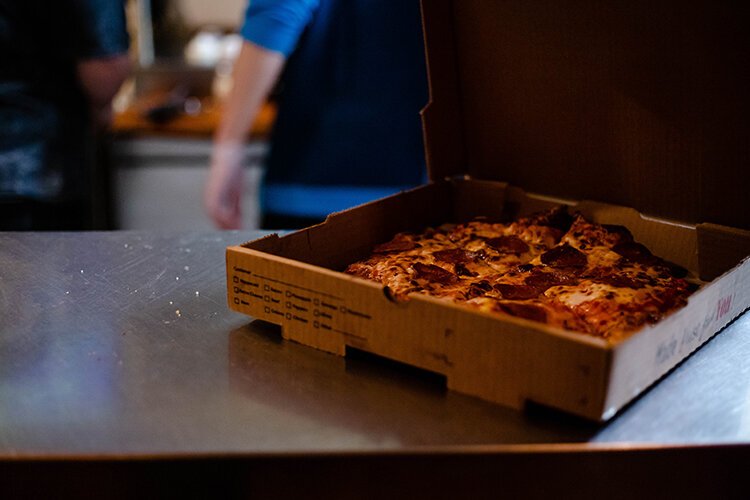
[204,0,428,229]
[0,0,130,230]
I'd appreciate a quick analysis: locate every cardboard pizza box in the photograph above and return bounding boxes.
[225,0,750,421]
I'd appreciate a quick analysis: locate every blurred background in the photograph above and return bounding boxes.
[113,0,269,230]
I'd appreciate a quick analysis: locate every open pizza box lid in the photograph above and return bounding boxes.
[421,0,749,230]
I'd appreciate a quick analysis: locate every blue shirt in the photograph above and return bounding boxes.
[242,0,320,56]
[241,0,428,218]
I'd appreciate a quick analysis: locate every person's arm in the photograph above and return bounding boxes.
[205,42,285,229]
[205,0,320,229]
[71,0,131,128]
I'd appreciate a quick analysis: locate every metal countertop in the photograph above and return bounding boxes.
[1,230,749,456]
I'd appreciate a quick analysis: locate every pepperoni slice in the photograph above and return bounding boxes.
[658,260,688,278]
[494,283,548,300]
[373,238,418,254]
[602,224,634,243]
[612,241,688,278]
[412,262,458,285]
[433,248,472,264]
[611,241,658,265]
[498,302,548,323]
[485,235,530,254]
[432,249,481,276]
[466,280,492,299]
[541,243,587,268]
[595,274,644,289]
[524,206,574,232]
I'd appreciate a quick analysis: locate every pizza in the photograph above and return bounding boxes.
[344,207,697,340]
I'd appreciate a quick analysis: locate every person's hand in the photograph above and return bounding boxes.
[76,54,131,129]
[204,142,246,229]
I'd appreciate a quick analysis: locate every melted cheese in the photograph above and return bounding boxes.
[584,247,622,269]
[545,281,641,308]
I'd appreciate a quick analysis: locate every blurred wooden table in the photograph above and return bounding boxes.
[113,97,276,138]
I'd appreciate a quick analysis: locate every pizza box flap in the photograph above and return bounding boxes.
[421,0,749,229]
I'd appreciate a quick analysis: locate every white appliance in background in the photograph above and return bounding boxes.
[113,137,266,230]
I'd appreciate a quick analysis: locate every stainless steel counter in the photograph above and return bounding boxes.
[1,231,749,496]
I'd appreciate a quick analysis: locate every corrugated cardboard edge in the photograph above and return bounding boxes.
[226,242,613,419]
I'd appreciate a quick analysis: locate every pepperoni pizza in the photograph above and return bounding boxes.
[345,207,697,340]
